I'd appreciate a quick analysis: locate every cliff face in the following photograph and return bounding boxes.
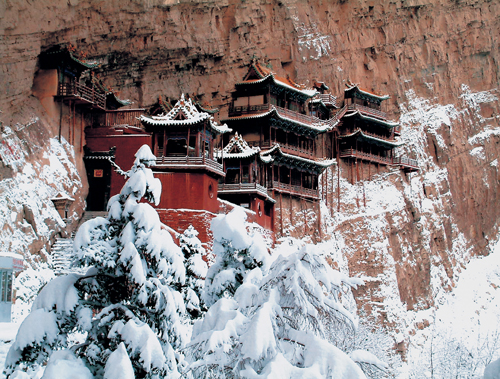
[1,0,500,338]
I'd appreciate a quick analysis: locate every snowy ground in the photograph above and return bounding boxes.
[400,235,500,378]
[0,323,20,378]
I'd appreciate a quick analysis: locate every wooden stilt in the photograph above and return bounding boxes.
[280,193,283,237]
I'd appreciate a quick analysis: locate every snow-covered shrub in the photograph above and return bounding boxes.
[187,209,384,379]
[202,208,270,308]
[4,145,192,378]
[12,265,55,322]
[179,225,208,319]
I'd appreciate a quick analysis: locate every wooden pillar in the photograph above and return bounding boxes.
[336,135,341,213]
[317,200,321,240]
[164,130,167,156]
[279,193,283,237]
[356,159,360,182]
[324,167,328,206]
[80,111,84,152]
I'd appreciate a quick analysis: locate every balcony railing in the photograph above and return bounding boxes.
[218,182,269,197]
[340,149,418,170]
[273,105,324,126]
[229,104,271,116]
[271,180,319,199]
[347,104,387,120]
[340,128,396,143]
[105,109,145,128]
[279,144,314,158]
[340,149,393,165]
[393,156,419,171]
[155,156,225,176]
[326,105,348,128]
[229,103,327,127]
[317,93,337,107]
[58,81,106,110]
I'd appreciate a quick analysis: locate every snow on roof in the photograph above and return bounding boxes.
[220,133,260,159]
[343,110,399,128]
[0,252,24,260]
[345,82,390,101]
[261,144,336,170]
[222,106,330,135]
[51,193,75,202]
[139,94,231,134]
[339,129,405,147]
[237,62,318,98]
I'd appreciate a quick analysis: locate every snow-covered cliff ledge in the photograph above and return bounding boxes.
[0,118,84,268]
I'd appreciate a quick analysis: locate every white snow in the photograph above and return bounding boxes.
[31,274,81,314]
[0,135,82,267]
[104,343,134,379]
[41,350,93,379]
[484,357,500,379]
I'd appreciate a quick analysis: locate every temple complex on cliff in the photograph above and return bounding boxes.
[35,47,418,244]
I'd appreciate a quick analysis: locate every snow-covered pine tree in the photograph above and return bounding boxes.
[187,209,387,379]
[201,208,270,309]
[179,225,208,319]
[5,145,191,378]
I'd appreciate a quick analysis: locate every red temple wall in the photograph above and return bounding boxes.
[85,132,152,197]
[157,209,216,245]
[154,172,219,213]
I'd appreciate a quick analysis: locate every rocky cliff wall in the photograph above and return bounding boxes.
[1,0,500,341]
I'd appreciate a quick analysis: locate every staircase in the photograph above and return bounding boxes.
[50,237,77,275]
[50,211,108,275]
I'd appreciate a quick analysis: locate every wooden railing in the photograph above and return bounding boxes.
[341,128,396,143]
[229,103,327,128]
[393,156,419,170]
[58,81,106,109]
[340,149,393,165]
[273,105,323,126]
[247,140,271,148]
[218,182,268,197]
[105,109,144,128]
[155,156,224,176]
[347,104,387,120]
[340,149,418,170]
[327,105,348,127]
[229,104,271,115]
[279,144,314,158]
[317,93,337,107]
[271,180,319,199]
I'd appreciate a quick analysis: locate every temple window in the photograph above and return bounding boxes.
[242,165,250,183]
[188,135,197,157]
[226,166,240,184]
[276,129,286,145]
[155,133,164,156]
[291,169,301,187]
[0,270,12,303]
[166,137,187,156]
[279,165,290,184]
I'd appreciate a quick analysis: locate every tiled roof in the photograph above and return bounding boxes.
[220,132,260,159]
[140,94,231,134]
[222,106,330,135]
[345,81,390,100]
[237,62,318,98]
[260,144,335,172]
[343,110,399,127]
[339,129,404,147]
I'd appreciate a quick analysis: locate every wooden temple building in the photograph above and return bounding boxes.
[35,47,418,243]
